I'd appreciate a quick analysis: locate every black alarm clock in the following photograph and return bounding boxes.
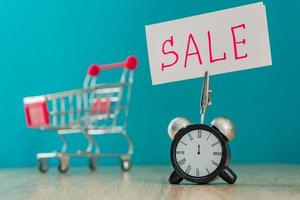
[168,117,237,184]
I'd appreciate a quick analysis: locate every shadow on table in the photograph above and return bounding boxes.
[167,184,237,200]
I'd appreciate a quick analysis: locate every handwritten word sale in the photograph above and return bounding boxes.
[161,24,247,71]
[146,2,271,84]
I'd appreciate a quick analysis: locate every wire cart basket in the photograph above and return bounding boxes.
[24,56,138,173]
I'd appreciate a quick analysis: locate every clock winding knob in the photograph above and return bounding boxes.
[211,117,236,141]
[168,117,191,140]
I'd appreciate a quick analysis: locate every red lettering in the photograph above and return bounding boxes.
[231,24,248,60]
[208,31,227,63]
[161,36,179,71]
[184,33,203,68]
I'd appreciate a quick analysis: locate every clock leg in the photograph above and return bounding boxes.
[169,170,183,184]
[219,167,237,184]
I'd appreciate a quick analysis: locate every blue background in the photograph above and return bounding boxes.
[0,0,299,168]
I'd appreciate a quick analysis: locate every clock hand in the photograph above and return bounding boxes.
[197,144,200,155]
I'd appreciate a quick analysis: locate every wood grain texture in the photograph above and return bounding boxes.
[0,164,299,200]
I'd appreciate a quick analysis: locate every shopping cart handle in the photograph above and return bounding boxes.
[125,55,138,70]
[88,55,138,76]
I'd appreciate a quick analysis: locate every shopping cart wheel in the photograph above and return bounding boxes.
[38,158,48,173]
[58,156,69,173]
[58,163,69,173]
[120,156,131,172]
[88,157,97,171]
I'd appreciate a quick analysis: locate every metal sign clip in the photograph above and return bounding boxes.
[200,71,212,124]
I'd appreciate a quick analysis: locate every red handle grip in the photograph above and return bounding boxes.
[88,55,138,76]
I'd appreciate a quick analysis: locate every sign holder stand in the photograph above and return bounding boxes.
[200,71,212,124]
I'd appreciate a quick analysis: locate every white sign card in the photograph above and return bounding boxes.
[145,2,272,85]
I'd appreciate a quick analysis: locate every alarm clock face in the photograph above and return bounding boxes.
[171,124,226,183]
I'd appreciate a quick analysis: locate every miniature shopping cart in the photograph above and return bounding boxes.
[23,56,138,173]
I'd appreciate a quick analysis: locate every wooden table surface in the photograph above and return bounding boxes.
[0,164,299,200]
